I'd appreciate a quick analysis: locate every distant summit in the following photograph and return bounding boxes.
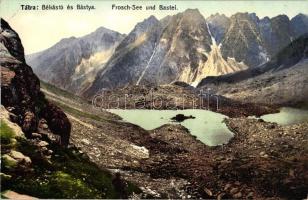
[25,10,308,96]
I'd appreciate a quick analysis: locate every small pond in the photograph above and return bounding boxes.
[260,107,308,125]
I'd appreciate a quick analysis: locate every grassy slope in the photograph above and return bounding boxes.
[40,81,112,121]
[0,119,15,144]
[40,81,86,103]
[1,110,140,199]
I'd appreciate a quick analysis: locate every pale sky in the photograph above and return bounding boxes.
[0,0,307,54]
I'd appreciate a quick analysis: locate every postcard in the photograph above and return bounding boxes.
[1,0,307,199]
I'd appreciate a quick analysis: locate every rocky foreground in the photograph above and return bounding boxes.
[121,118,307,199]
[41,81,308,199]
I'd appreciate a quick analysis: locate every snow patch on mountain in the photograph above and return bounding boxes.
[136,42,158,85]
[258,45,270,65]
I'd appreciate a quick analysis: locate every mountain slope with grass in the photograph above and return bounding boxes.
[0,18,140,199]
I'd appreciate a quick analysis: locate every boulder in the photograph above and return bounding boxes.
[9,150,31,165]
[2,154,18,168]
[0,172,12,180]
[37,141,49,147]
[233,192,242,198]
[31,132,42,138]
[81,138,90,145]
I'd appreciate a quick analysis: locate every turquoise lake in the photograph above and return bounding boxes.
[260,107,308,125]
[108,107,308,146]
[108,109,233,146]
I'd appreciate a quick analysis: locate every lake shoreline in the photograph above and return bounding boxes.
[92,84,280,118]
[40,83,308,199]
[130,117,308,199]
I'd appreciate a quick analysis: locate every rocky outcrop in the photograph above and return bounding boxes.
[0,18,71,147]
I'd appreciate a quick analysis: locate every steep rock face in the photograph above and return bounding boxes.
[221,13,267,67]
[220,13,306,68]
[26,27,124,94]
[197,34,308,105]
[84,15,164,94]
[0,18,71,146]
[198,33,308,86]
[135,9,213,86]
[291,13,308,38]
[206,13,230,43]
[144,9,213,85]
[85,9,247,96]
[266,15,294,56]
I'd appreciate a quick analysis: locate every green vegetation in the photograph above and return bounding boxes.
[41,80,120,123]
[40,80,109,122]
[1,83,140,199]
[0,120,15,145]
[2,138,141,199]
[1,191,9,199]
[2,155,17,169]
[40,81,86,103]
[48,99,105,122]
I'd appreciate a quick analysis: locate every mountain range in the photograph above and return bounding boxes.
[198,33,308,105]
[25,9,308,97]
[27,27,124,95]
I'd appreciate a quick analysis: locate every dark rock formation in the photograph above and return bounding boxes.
[0,18,71,147]
[206,13,230,43]
[171,114,195,122]
[291,13,308,38]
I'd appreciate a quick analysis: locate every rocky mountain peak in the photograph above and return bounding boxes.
[180,8,205,23]
[26,11,308,93]
[206,13,230,43]
[135,15,159,30]
[207,13,228,20]
[182,8,202,16]
[58,36,78,44]
[296,13,308,17]
[260,16,271,23]
[291,13,308,38]
[272,14,290,21]
[248,12,259,22]
[0,18,25,62]
[1,18,12,30]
